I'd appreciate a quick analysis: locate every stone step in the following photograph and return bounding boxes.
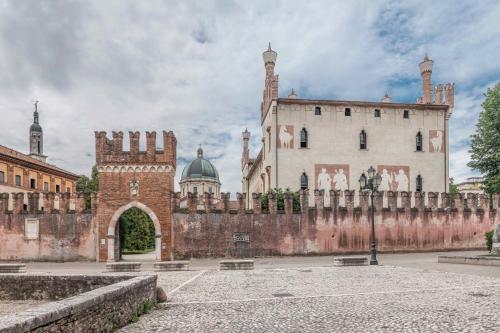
[106,262,141,272]
[219,260,254,270]
[0,263,27,273]
[333,257,369,267]
[154,261,190,271]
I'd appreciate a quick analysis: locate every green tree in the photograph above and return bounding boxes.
[119,208,155,252]
[261,188,301,212]
[76,165,99,208]
[468,84,500,194]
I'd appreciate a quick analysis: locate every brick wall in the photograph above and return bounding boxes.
[173,191,500,258]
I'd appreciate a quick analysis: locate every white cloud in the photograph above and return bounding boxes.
[0,0,498,192]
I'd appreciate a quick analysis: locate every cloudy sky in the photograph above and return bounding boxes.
[0,1,499,192]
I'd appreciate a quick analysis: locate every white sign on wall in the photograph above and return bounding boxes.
[25,218,39,240]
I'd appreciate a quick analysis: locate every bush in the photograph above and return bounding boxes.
[485,230,494,252]
[261,188,301,212]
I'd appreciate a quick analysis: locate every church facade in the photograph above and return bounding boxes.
[241,45,454,207]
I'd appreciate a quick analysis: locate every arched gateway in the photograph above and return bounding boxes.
[95,130,176,262]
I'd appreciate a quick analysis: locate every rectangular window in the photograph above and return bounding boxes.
[314,106,321,116]
[44,182,49,192]
[208,187,212,193]
[0,171,4,183]
[30,178,36,189]
[374,109,381,117]
[55,185,60,193]
[345,108,351,116]
[193,186,197,193]
[15,175,21,186]
[66,187,70,193]
[403,110,409,119]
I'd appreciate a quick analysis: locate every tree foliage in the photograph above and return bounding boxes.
[261,188,301,212]
[468,84,500,194]
[119,208,155,252]
[76,165,99,208]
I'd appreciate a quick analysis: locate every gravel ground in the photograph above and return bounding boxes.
[120,265,500,333]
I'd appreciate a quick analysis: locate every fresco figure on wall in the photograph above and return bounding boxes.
[378,169,393,191]
[333,169,348,191]
[278,125,293,149]
[317,168,332,193]
[429,130,444,153]
[394,169,409,191]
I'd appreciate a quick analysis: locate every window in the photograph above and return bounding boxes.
[55,185,60,193]
[66,187,70,193]
[314,106,321,116]
[193,186,197,193]
[30,178,36,189]
[416,132,423,151]
[0,171,4,184]
[44,182,49,192]
[15,175,21,186]
[360,130,367,149]
[416,175,423,192]
[300,128,308,148]
[374,109,381,118]
[300,172,308,190]
[345,108,351,116]
[403,110,409,119]
[208,187,212,193]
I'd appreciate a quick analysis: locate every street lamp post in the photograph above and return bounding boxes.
[358,166,382,265]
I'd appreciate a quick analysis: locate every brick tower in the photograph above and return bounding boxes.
[95,130,176,262]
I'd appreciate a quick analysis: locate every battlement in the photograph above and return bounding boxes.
[95,130,176,167]
[0,191,98,216]
[173,190,500,215]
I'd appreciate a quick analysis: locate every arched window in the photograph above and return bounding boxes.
[416,175,423,192]
[360,130,367,149]
[315,106,321,116]
[300,128,308,148]
[300,172,308,190]
[416,132,423,151]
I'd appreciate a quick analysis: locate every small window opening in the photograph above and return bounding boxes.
[55,185,60,193]
[416,175,423,192]
[416,132,423,151]
[15,175,21,186]
[360,130,367,150]
[30,178,36,189]
[300,128,308,148]
[345,108,351,116]
[403,110,409,119]
[300,173,308,190]
[374,109,381,118]
[314,106,321,116]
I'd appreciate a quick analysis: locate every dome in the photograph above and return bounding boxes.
[180,148,220,183]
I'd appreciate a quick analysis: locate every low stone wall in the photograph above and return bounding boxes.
[438,255,500,267]
[0,275,130,300]
[0,275,157,333]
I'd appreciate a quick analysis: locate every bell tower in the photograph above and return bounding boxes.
[29,100,47,162]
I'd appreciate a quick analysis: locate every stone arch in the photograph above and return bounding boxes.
[107,201,162,262]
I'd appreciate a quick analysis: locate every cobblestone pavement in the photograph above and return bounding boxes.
[119,265,500,332]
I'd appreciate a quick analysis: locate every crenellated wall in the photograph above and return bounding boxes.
[173,190,500,258]
[0,192,97,261]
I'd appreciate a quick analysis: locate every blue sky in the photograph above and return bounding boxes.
[0,1,498,193]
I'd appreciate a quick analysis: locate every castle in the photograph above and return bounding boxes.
[241,45,454,208]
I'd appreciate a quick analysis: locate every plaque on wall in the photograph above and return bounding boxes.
[233,232,250,243]
[25,218,39,240]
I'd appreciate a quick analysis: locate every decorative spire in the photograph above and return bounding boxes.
[268,42,272,51]
[288,88,298,98]
[33,100,39,124]
[381,91,392,102]
[424,52,429,61]
[262,42,277,66]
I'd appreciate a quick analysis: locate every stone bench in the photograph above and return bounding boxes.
[106,262,141,272]
[438,255,500,267]
[154,261,190,271]
[219,260,254,270]
[0,263,27,273]
[333,257,368,267]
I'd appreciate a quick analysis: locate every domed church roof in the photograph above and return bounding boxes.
[180,147,220,183]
